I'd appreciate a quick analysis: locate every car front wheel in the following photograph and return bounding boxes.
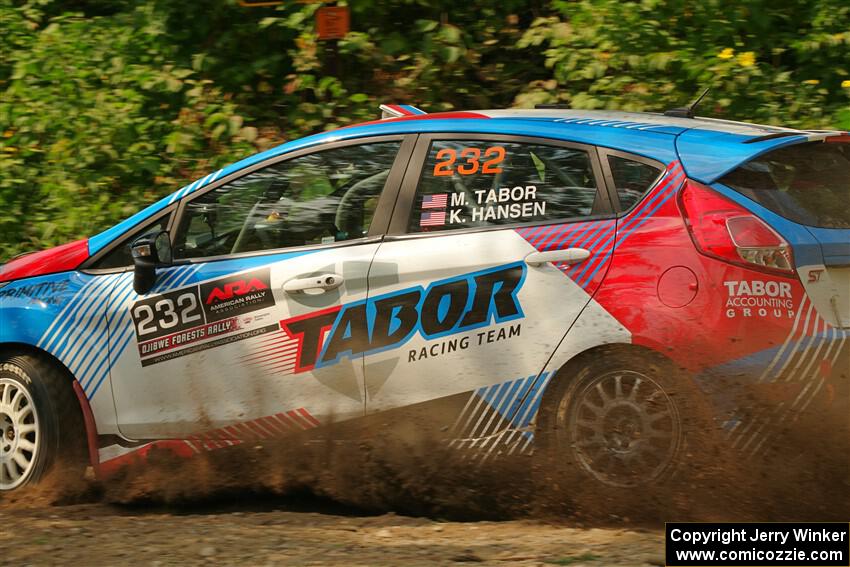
[0,354,85,492]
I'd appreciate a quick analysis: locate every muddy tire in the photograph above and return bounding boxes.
[0,354,86,492]
[535,351,720,518]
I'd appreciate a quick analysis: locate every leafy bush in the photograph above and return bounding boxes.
[1,0,848,260]
[0,3,255,258]
[515,0,850,128]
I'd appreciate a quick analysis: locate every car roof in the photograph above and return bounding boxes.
[373,107,843,136]
[338,109,844,182]
[87,107,847,256]
[466,108,802,135]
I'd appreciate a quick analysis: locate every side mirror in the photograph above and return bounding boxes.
[131,230,173,295]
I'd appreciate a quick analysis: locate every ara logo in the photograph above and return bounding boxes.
[205,278,268,305]
[200,268,275,322]
[280,263,526,373]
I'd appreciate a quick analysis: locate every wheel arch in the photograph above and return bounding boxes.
[535,342,683,432]
[0,342,100,472]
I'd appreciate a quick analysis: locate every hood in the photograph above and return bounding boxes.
[0,239,90,283]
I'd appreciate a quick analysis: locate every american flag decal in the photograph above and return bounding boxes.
[420,211,446,227]
[422,193,448,209]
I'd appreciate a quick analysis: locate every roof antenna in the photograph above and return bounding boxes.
[663,87,710,119]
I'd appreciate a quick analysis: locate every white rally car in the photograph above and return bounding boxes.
[0,105,847,493]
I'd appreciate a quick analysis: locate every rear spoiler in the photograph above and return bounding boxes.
[676,130,850,184]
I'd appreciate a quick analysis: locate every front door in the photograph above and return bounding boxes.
[106,137,410,439]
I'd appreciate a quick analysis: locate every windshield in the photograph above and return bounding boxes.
[720,140,850,229]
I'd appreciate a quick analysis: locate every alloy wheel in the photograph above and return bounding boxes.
[0,378,40,490]
[566,370,681,487]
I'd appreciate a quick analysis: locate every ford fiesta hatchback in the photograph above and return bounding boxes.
[1,104,847,493]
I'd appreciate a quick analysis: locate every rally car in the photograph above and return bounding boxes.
[0,104,848,493]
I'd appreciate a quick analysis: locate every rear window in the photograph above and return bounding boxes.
[720,141,850,229]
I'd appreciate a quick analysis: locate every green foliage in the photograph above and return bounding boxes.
[516,0,850,127]
[0,2,256,257]
[0,0,848,260]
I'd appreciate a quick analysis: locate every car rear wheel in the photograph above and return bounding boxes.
[0,354,86,492]
[535,351,717,515]
[562,368,682,487]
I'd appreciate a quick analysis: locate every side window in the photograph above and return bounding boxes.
[94,214,172,269]
[607,155,663,211]
[173,142,400,260]
[408,140,600,233]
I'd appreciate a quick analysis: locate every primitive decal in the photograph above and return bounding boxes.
[131,268,277,365]
[0,280,70,305]
[280,262,526,373]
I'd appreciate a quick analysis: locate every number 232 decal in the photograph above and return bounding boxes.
[132,289,204,340]
[433,146,505,177]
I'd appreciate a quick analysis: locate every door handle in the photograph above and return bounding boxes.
[283,273,344,294]
[525,248,591,267]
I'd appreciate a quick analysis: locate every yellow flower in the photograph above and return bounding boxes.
[737,51,756,67]
[842,80,850,88]
[718,48,735,60]
[803,79,820,85]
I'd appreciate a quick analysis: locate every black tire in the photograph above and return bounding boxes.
[534,350,720,517]
[0,353,86,492]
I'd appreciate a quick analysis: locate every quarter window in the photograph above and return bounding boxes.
[408,140,600,233]
[173,142,400,259]
[607,155,663,210]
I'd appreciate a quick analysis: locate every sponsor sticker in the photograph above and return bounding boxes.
[130,268,277,366]
[723,279,796,319]
[138,317,241,357]
[0,280,70,305]
[200,269,275,322]
[140,324,279,367]
[279,262,526,373]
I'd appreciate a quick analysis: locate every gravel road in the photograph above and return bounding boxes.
[1,418,844,567]
[0,500,666,567]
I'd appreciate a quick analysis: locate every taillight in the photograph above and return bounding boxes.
[679,180,794,274]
